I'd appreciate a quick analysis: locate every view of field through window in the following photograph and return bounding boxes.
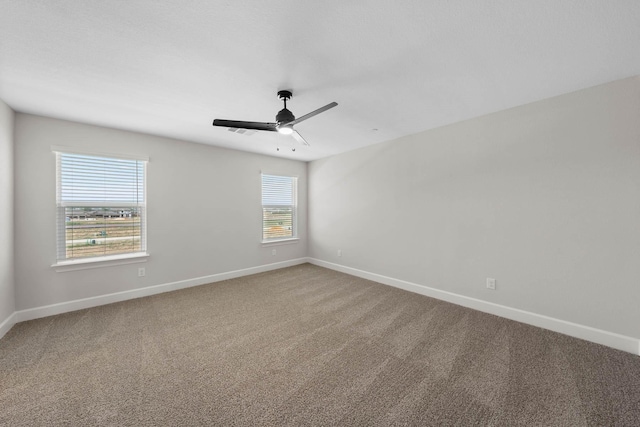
[263,207,293,239]
[64,207,142,259]
[261,174,296,241]
[55,150,147,262]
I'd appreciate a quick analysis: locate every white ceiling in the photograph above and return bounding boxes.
[1,1,639,162]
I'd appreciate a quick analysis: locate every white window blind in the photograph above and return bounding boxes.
[55,151,147,261]
[262,174,297,241]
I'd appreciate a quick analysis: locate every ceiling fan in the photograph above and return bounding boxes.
[212,90,337,146]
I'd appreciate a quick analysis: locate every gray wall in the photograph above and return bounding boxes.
[309,76,640,339]
[14,114,307,310]
[0,100,15,325]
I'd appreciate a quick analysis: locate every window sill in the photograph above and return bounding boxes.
[261,238,300,247]
[52,252,149,272]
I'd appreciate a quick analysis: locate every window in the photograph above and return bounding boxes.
[262,174,297,242]
[54,149,147,263]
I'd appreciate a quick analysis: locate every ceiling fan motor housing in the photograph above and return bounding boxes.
[276,90,295,124]
[276,108,295,124]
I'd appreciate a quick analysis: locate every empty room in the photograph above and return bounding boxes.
[1,1,639,425]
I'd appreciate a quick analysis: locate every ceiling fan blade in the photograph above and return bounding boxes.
[212,119,277,132]
[288,102,338,126]
[291,130,310,146]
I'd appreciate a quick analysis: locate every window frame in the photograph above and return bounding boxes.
[261,173,299,244]
[51,146,149,271]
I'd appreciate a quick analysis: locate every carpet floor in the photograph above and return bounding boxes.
[1,263,639,426]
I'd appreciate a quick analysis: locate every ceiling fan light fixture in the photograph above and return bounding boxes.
[277,124,294,135]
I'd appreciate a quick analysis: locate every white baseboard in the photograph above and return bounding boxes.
[308,258,640,356]
[0,311,17,340]
[14,258,309,324]
[7,257,639,356]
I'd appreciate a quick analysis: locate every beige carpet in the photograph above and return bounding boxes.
[1,263,639,426]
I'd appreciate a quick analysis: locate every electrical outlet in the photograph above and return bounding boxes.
[138,267,146,277]
[272,249,277,256]
[486,278,496,290]
[338,249,342,257]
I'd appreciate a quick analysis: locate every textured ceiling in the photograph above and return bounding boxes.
[1,1,639,161]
